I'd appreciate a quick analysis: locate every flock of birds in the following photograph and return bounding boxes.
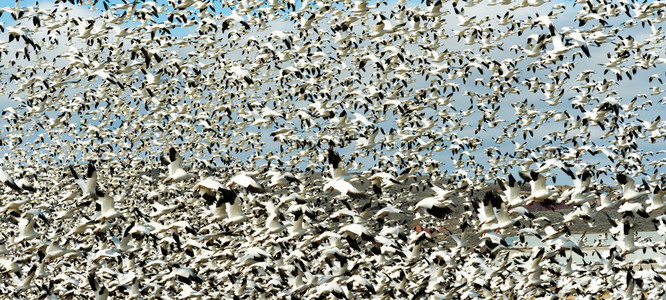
[0,0,665,298]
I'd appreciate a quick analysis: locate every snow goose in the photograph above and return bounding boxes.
[324,177,368,200]
[266,170,301,188]
[616,173,649,202]
[618,201,649,218]
[413,181,455,218]
[646,185,666,213]
[563,202,596,224]
[88,273,109,300]
[356,127,379,150]
[0,167,21,193]
[368,168,410,196]
[209,194,235,222]
[339,223,375,246]
[225,194,249,226]
[193,176,225,203]
[69,163,100,200]
[164,265,204,285]
[564,189,595,206]
[497,174,523,207]
[162,147,195,184]
[13,264,37,293]
[14,172,36,193]
[560,168,593,198]
[44,237,76,261]
[324,144,367,199]
[284,204,314,240]
[1,199,28,217]
[149,201,182,218]
[619,220,641,256]
[542,225,569,242]
[97,193,122,222]
[327,142,346,179]
[16,217,41,243]
[476,191,497,230]
[596,191,618,211]
[54,200,92,220]
[492,193,517,231]
[227,172,266,194]
[520,171,558,208]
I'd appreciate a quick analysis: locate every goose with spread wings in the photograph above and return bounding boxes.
[324,143,368,200]
[162,147,195,184]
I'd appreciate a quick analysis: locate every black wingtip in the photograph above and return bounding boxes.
[202,193,217,205]
[86,163,96,178]
[530,171,539,181]
[372,184,382,196]
[69,165,80,180]
[497,179,506,191]
[581,44,590,58]
[327,147,342,169]
[160,155,170,166]
[5,181,21,192]
[169,147,177,162]
[246,185,266,194]
[88,274,99,291]
[427,205,453,218]
[348,191,368,200]
[219,188,237,204]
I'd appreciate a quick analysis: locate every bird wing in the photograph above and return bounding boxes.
[0,169,21,192]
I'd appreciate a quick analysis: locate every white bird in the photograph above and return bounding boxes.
[356,127,379,150]
[477,191,498,229]
[616,174,649,202]
[225,195,249,226]
[498,174,524,207]
[492,194,516,230]
[45,238,75,261]
[16,218,41,243]
[565,190,594,206]
[14,173,36,193]
[69,163,100,200]
[0,167,21,193]
[327,143,346,179]
[339,223,375,245]
[266,170,301,188]
[162,147,195,184]
[193,176,226,203]
[88,274,109,300]
[415,185,456,219]
[647,185,666,213]
[149,201,182,219]
[368,169,408,196]
[1,199,28,217]
[14,264,37,293]
[620,221,641,256]
[618,201,649,218]
[596,192,618,211]
[324,177,368,200]
[560,168,593,198]
[97,193,122,221]
[520,171,558,208]
[164,265,204,285]
[227,172,266,194]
